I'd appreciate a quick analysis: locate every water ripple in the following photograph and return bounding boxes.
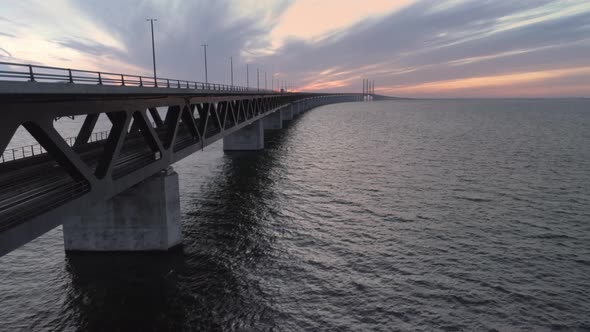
[1,99,590,330]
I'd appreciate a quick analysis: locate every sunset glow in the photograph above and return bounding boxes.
[0,0,588,97]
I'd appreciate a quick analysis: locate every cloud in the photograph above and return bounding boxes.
[53,37,127,58]
[0,47,12,57]
[67,0,292,82]
[0,32,16,38]
[0,0,588,97]
[254,0,590,96]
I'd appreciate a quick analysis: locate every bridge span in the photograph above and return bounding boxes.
[0,62,372,256]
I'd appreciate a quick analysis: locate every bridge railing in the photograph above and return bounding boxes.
[0,129,111,164]
[0,61,274,93]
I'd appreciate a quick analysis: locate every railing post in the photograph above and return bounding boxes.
[68,69,74,83]
[28,65,35,82]
[177,80,180,88]
[139,76,143,87]
[98,72,102,85]
[167,79,170,88]
[121,74,125,86]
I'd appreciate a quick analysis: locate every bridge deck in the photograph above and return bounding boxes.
[0,82,361,256]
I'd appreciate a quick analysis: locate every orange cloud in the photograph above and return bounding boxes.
[298,79,351,91]
[269,0,414,49]
[377,67,590,96]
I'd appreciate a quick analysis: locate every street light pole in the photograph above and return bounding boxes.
[201,44,208,84]
[265,71,267,90]
[146,18,157,86]
[246,64,249,89]
[230,56,233,87]
[257,68,259,91]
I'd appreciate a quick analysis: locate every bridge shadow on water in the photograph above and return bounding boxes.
[63,126,298,331]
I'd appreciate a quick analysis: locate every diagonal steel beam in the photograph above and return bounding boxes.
[210,103,222,131]
[163,105,181,149]
[218,101,229,129]
[196,103,209,135]
[23,121,94,184]
[133,110,164,154]
[74,114,99,147]
[95,111,131,179]
[230,101,238,125]
[181,105,200,140]
[0,122,19,160]
[148,107,164,128]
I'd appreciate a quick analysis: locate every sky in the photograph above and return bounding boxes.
[0,0,589,97]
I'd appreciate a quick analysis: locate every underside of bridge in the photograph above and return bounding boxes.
[0,82,362,256]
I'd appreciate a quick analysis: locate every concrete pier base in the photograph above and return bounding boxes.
[263,111,283,130]
[223,119,264,150]
[62,167,182,251]
[281,106,293,124]
[293,103,300,116]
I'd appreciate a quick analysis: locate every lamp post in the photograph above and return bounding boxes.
[246,64,249,89]
[201,44,208,84]
[146,18,157,86]
[257,68,259,91]
[230,56,233,87]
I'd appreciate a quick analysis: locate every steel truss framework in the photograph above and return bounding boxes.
[0,91,362,255]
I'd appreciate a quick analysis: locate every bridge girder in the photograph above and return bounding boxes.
[0,91,362,255]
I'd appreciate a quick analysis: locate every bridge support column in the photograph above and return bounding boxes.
[263,111,283,130]
[294,103,301,116]
[281,106,293,123]
[223,118,264,150]
[62,167,182,251]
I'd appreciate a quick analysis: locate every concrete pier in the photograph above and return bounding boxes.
[293,103,300,116]
[62,167,182,251]
[263,110,283,130]
[281,106,293,124]
[223,118,264,150]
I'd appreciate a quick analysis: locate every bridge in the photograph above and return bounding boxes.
[0,62,379,257]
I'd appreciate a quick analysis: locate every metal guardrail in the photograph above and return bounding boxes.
[0,61,276,92]
[1,129,110,164]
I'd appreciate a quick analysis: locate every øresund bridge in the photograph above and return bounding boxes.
[0,62,385,257]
